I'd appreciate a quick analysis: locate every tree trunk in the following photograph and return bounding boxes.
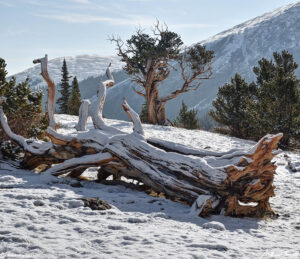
[146,83,159,124]
[156,102,169,125]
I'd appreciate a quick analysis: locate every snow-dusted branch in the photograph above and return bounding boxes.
[33,54,56,129]
[91,64,123,134]
[122,98,144,138]
[46,152,114,176]
[0,107,52,155]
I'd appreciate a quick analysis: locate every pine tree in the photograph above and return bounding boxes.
[56,59,71,114]
[0,57,46,146]
[175,101,200,129]
[140,102,148,123]
[249,50,300,147]
[209,73,257,138]
[68,76,81,115]
[210,50,300,148]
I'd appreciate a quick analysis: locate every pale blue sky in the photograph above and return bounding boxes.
[0,0,299,75]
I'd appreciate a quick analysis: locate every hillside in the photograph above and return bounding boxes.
[103,2,300,121]
[10,2,300,122]
[11,55,123,90]
[0,114,299,258]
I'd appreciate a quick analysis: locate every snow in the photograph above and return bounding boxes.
[0,114,300,258]
[12,55,124,90]
[202,221,226,231]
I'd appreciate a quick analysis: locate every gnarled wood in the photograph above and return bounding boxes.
[0,62,283,218]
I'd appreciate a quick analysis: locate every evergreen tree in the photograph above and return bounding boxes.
[209,74,257,138]
[140,102,148,123]
[0,58,8,96]
[68,76,81,115]
[175,101,200,129]
[249,50,300,147]
[0,57,46,146]
[210,50,300,148]
[56,59,71,114]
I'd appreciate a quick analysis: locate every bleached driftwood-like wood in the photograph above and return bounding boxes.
[122,98,144,138]
[75,99,91,131]
[91,64,122,134]
[0,62,283,218]
[33,54,56,129]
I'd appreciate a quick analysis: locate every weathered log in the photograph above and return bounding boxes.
[0,59,283,218]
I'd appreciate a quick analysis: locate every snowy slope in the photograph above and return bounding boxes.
[10,2,300,122]
[101,2,300,121]
[0,114,299,258]
[12,55,123,90]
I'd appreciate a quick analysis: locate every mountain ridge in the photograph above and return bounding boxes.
[10,2,300,122]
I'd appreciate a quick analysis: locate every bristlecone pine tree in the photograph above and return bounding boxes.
[111,21,214,125]
[0,57,46,156]
[56,58,71,114]
[209,73,257,138]
[175,101,200,129]
[68,76,81,115]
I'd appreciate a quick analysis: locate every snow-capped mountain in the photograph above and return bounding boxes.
[12,55,124,90]
[11,2,300,121]
[103,2,300,121]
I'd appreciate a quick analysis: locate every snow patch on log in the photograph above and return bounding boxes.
[148,137,245,157]
[45,152,113,176]
[190,195,220,217]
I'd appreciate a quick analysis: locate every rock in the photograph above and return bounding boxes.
[70,181,83,188]
[202,221,226,231]
[81,198,111,210]
[33,200,45,206]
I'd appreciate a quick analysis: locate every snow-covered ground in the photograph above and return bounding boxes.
[0,114,299,258]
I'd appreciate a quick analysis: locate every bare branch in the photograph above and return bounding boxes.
[122,98,145,138]
[33,54,56,129]
[132,86,146,97]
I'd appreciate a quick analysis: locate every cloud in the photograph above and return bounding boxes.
[6,29,28,37]
[34,12,155,27]
[70,0,90,4]
[0,0,14,7]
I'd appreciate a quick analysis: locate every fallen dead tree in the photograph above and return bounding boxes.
[0,55,282,218]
